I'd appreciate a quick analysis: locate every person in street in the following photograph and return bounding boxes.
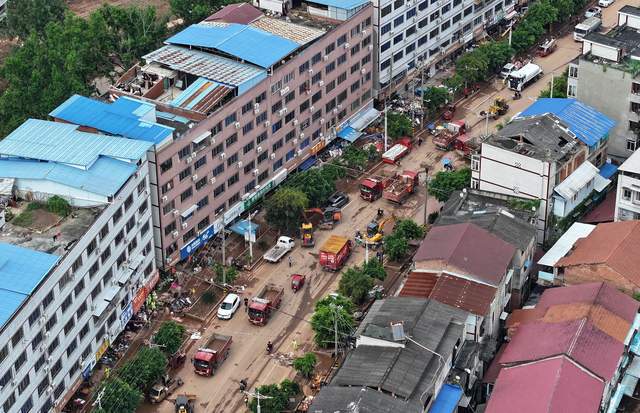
[292,339,299,352]
[239,379,247,392]
[244,297,249,311]
[266,341,273,354]
[288,256,292,267]
[418,137,423,146]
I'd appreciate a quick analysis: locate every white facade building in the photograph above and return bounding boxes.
[615,148,640,221]
[0,120,157,413]
[552,161,611,219]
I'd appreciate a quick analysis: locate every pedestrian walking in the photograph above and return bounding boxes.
[292,339,299,352]
[288,256,292,267]
[244,297,249,311]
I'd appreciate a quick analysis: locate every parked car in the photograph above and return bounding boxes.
[598,0,614,7]
[328,192,350,208]
[585,7,602,18]
[499,63,517,78]
[217,293,240,320]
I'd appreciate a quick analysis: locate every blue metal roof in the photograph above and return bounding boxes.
[428,384,463,413]
[337,126,363,142]
[230,219,258,236]
[307,0,368,9]
[49,95,174,145]
[599,162,619,180]
[0,119,152,168]
[0,243,59,328]
[517,98,615,147]
[166,23,299,68]
[0,157,138,197]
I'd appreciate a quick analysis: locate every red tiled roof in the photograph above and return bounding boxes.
[486,356,604,413]
[429,273,496,316]
[205,3,263,24]
[500,319,624,381]
[556,221,640,286]
[537,282,639,324]
[581,190,615,224]
[398,271,437,298]
[414,223,515,286]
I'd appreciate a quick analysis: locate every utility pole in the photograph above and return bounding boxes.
[384,101,389,152]
[222,228,226,284]
[421,164,429,225]
[330,303,341,358]
[550,72,555,98]
[248,211,254,263]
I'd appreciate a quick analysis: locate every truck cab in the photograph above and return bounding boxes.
[360,178,383,201]
[193,351,217,376]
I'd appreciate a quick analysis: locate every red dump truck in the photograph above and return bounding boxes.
[383,170,419,204]
[192,334,232,377]
[381,138,412,164]
[248,284,284,326]
[433,121,466,151]
[360,177,385,201]
[319,235,352,271]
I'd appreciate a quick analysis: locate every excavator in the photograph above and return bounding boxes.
[300,208,342,247]
[488,97,509,119]
[356,210,395,248]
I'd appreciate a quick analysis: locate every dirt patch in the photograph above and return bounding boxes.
[67,0,171,17]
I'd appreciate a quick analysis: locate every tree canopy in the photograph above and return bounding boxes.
[338,266,374,304]
[428,168,472,202]
[117,346,167,393]
[311,294,354,348]
[94,378,142,413]
[265,187,309,234]
[248,379,300,413]
[362,259,386,281]
[154,321,186,355]
[393,219,425,240]
[293,352,318,378]
[170,0,231,25]
[387,112,413,138]
[539,69,568,98]
[5,0,67,38]
[383,233,409,261]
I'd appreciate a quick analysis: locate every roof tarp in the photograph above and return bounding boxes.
[599,163,619,179]
[230,219,258,236]
[337,126,362,143]
[428,384,463,413]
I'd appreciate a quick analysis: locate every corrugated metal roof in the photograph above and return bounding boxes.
[599,162,618,179]
[0,119,151,169]
[398,271,438,298]
[170,77,232,113]
[307,0,369,9]
[538,222,595,267]
[143,45,265,87]
[309,386,422,413]
[414,223,515,286]
[486,356,604,413]
[166,23,299,68]
[542,303,632,343]
[430,273,497,316]
[554,161,610,200]
[0,157,137,197]
[250,17,325,45]
[205,3,263,24]
[50,95,174,144]
[0,243,59,328]
[517,98,615,147]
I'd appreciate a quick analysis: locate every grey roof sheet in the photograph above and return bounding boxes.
[620,5,640,17]
[309,386,422,413]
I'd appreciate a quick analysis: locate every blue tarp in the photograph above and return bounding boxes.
[298,156,317,172]
[230,220,258,236]
[517,98,615,147]
[428,384,463,413]
[599,163,619,180]
[337,126,363,143]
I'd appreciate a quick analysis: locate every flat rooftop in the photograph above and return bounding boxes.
[584,24,640,61]
[488,114,581,162]
[1,201,102,256]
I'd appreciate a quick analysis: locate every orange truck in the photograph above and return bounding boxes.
[319,235,352,271]
[192,334,232,377]
[383,170,419,204]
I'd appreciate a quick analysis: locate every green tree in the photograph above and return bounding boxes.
[383,233,409,261]
[117,347,167,393]
[293,352,317,378]
[319,162,346,183]
[265,187,308,234]
[456,51,489,85]
[362,259,386,281]
[338,266,374,304]
[311,295,354,348]
[213,262,238,284]
[46,195,71,216]
[539,69,568,98]
[339,145,369,171]
[422,86,450,116]
[5,0,67,38]
[287,168,335,208]
[387,112,413,138]
[477,41,513,74]
[394,219,426,240]
[428,168,472,202]
[94,378,142,413]
[248,380,300,413]
[154,321,186,355]
[527,0,559,28]
[170,0,230,25]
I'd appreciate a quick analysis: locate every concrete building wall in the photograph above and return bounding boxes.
[0,163,156,413]
[575,59,634,162]
[561,264,637,294]
[153,6,375,266]
[615,171,640,220]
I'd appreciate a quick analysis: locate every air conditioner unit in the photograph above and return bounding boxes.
[323,55,329,61]
[181,222,188,229]
[279,86,290,96]
[368,44,374,51]
[337,104,343,110]
[333,108,338,114]
[299,132,305,139]
[319,132,324,138]
[165,256,172,264]
[256,146,263,153]
[318,80,324,87]
[344,42,350,49]
[166,182,172,190]
[296,150,302,156]
[191,152,197,158]
[161,195,168,203]
[308,68,314,74]
[172,209,179,216]
[191,174,198,181]
[210,177,216,184]
[252,169,260,176]
[264,120,271,127]
[254,103,260,110]
[44,331,50,338]
[320,118,325,124]
[293,138,299,145]
[172,230,179,238]
[309,105,315,112]
[292,119,299,126]
[254,107,260,114]
[361,29,368,36]
[186,156,193,163]
[361,68,367,74]
[39,315,46,325]
[237,161,243,168]
[270,153,276,160]
[219,152,226,159]
[278,108,287,116]
[306,89,312,95]
[234,122,241,129]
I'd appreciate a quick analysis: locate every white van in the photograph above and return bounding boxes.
[574,17,602,41]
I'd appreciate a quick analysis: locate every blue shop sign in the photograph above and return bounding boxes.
[120,302,133,329]
[180,223,217,260]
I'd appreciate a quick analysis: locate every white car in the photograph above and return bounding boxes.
[585,7,602,18]
[598,0,614,7]
[217,293,240,320]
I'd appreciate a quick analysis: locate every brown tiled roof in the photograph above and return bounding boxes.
[205,3,263,24]
[428,273,497,316]
[398,272,438,298]
[414,223,515,286]
[542,303,631,343]
[556,221,640,286]
[506,307,546,332]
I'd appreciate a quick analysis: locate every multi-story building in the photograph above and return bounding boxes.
[567,6,640,162]
[54,2,375,268]
[0,119,157,413]
[615,148,640,221]
[0,0,6,21]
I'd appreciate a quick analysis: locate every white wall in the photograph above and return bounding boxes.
[591,43,619,62]
[615,173,640,220]
[13,179,108,207]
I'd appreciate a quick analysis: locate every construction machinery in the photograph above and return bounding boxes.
[301,223,315,247]
[357,213,395,248]
[174,394,195,413]
[488,97,509,119]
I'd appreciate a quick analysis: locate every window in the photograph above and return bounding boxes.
[567,84,577,98]
[256,131,268,145]
[245,180,256,193]
[312,52,322,65]
[351,80,360,93]
[43,290,54,310]
[300,100,310,113]
[326,80,336,93]
[77,301,87,318]
[394,15,404,27]
[394,0,404,8]
[141,221,150,236]
[0,371,12,387]
[243,141,255,154]
[286,149,295,161]
[225,113,237,127]
[312,110,322,122]
[325,61,336,74]
[337,34,347,46]
[256,111,267,124]
[227,152,239,166]
[226,133,238,147]
[338,72,347,85]
[212,143,224,156]
[381,23,391,36]
[258,151,268,164]
[28,307,41,327]
[299,60,309,74]
[258,170,269,183]
[228,173,239,186]
[272,138,283,152]
[198,216,210,231]
[242,101,253,114]
[381,41,391,53]
[66,338,77,357]
[627,138,637,152]
[312,91,322,104]
[162,200,175,216]
[272,120,283,134]
[406,25,416,37]
[195,177,208,191]
[285,111,296,124]
[180,187,193,202]
[212,164,224,177]
[351,62,361,74]
[242,121,254,135]
[51,360,62,378]
[285,129,296,143]
[12,327,23,347]
[195,156,207,170]
[45,314,57,332]
[179,166,192,181]
[256,91,267,104]
[624,188,632,200]
[312,72,322,84]
[61,294,72,313]
[337,53,347,66]
[351,43,360,56]
[32,331,43,350]
[381,4,392,17]
[112,207,123,224]
[14,351,26,371]
[3,392,15,413]
[244,160,256,174]
[214,184,225,197]
[197,196,209,210]
[273,158,283,170]
[272,100,283,114]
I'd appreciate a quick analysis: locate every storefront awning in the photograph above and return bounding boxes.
[230,219,258,237]
[349,106,380,131]
[337,126,363,143]
[298,155,317,172]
